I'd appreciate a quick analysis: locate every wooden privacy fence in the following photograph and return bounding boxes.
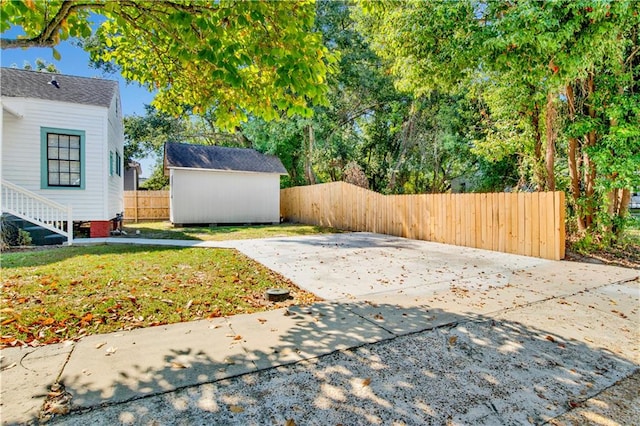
[280,182,566,260]
[124,191,170,222]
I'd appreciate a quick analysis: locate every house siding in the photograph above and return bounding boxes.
[106,93,124,219]
[1,97,112,221]
[169,168,281,224]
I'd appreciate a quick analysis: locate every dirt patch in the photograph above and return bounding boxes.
[565,244,640,270]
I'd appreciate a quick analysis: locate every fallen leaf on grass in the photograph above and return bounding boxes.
[545,335,555,343]
[373,314,384,320]
[1,318,17,326]
[285,419,296,426]
[39,317,55,326]
[229,405,244,413]
[448,336,458,346]
[233,335,242,341]
[362,378,371,386]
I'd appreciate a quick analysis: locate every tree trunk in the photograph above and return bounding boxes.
[566,84,586,232]
[544,92,557,191]
[304,125,316,185]
[531,102,545,191]
[608,188,631,236]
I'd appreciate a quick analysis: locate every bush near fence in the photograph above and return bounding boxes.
[280,182,565,260]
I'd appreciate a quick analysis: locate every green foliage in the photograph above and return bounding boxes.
[360,0,640,243]
[139,159,169,191]
[20,58,59,72]
[16,229,32,246]
[0,217,32,248]
[1,0,336,129]
[124,105,187,163]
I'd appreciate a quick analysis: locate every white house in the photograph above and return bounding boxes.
[164,142,288,225]
[1,68,124,240]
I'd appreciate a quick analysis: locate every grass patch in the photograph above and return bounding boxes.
[121,222,342,241]
[1,244,320,347]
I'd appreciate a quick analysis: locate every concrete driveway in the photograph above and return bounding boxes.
[232,232,550,301]
[2,233,638,425]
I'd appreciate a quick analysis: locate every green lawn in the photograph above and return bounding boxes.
[121,222,342,241]
[0,244,320,347]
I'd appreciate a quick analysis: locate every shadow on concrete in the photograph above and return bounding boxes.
[45,302,638,426]
[258,232,428,251]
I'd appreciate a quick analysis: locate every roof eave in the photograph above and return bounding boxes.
[1,101,23,118]
[166,165,288,175]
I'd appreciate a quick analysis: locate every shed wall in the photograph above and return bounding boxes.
[170,168,281,224]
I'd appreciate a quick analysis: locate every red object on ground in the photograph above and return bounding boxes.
[90,221,111,238]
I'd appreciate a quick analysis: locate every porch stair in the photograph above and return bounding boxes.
[0,179,73,245]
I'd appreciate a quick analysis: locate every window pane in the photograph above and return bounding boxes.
[48,134,59,147]
[59,173,70,186]
[69,136,80,149]
[59,135,69,148]
[48,160,59,172]
[70,173,80,186]
[49,173,59,185]
[70,162,80,173]
[69,148,80,161]
[59,148,70,160]
[59,160,70,172]
[48,147,58,159]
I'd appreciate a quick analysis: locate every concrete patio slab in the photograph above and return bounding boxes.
[566,282,640,323]
[342,301,463,336]
[508,261,639,297]
[284,303,395,358]
[59,317,252,409]
[351,284,549,335]
[0,343,73,424]
[497,298,640,363]
[224,308,307,369]
[228,233,549,300]
[227,304,394,370]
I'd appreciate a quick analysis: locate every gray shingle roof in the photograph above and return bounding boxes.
[1,67,118,108]
[164,142,288,175]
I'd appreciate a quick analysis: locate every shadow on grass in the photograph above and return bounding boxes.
[46,302,637,425]
[0,244,189,269]
[121,222,343,242]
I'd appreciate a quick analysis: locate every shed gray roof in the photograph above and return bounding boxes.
[164,142,288,175]
[1,67,118,108]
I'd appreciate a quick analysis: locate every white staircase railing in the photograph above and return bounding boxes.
[1,179,73,245]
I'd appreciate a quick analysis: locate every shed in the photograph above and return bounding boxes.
[164,142,288,225]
